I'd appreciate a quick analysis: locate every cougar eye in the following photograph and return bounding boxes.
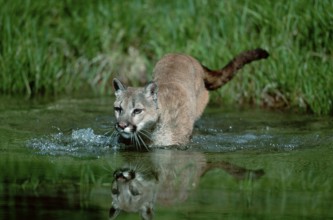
[129,185,140,196]
[130,189,140,196]
[132,109,143,115]
[111,188,120,195]
[114,106,122,113]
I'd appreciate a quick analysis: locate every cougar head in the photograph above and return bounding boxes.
[109,167,158,220]
[112,79,159,146]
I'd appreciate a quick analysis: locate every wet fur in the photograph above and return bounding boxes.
[113,48,269,147]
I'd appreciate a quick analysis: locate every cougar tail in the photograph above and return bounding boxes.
[203,48,269,90]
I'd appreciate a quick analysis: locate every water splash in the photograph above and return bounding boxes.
[27,128,119,157]
[26,122,331,156]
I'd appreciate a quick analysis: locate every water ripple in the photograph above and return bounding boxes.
[26,128,118,157]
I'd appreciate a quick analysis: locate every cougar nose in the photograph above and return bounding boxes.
[117,122,128,130]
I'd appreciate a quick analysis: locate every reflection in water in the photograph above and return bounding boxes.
[2,97,333,219]
[110,149,264,220]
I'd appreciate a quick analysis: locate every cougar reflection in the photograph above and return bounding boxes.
[109,150,264,220]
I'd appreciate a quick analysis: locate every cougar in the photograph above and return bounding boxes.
[109,150,264,219]
[112,48,269,147]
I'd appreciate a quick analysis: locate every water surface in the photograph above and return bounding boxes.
[1,96,333,219]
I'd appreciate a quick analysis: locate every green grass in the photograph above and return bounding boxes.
[0,0,332,114]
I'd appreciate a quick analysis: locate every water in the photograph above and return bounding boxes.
[1,96,333,219]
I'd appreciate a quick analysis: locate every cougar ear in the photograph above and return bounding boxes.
[144,81,158,101]
[109,205,121,220]
[140,204,154,220]
[113,78,126,96]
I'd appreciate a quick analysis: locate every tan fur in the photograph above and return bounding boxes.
[113,48,269,147]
